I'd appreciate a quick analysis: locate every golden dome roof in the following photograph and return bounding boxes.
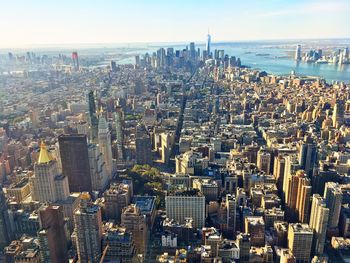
[38,141,53,164]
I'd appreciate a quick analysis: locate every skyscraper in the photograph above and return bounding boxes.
[74,192,103,263]
[226,194,236,234]
[324,182,342,229]
[33,142,70,203]
[135,124,152,165]
[58,134,92,193]
[298,137,317,177]
[98,112,113,177]
[72,51,79,70]
[288,223,313,263]
[206,31,211,57]
[286,170,312,222]
[38,205,69,263]
[0,187,12,249]
[88,90,99,143]
[309,194,329,255]
[121,204,148,255]
[295,45,302,61]
[165,190,206,229]
[115,107,124,161]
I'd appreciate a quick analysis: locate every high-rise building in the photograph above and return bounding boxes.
[298,137,317,177]
[274,155,286,193]
[72,51,79,70]
[33,142,70,203]
[98,111,113,178]
[102,223,136,262]
[189,42,196,60]
[226,194,236,233]
[165,189,206,229]
[309,194,329,255]
[332,99,345,128]
[236,233,250,263]
[324,182,342,229]
[286,170,312,222]
[244,216,265,246]
[257,149,271,174]
[88,90,99,143]
[0,187,12,249]
[121,204,148,255]
[104,182,131,222]
[288,223,313,263]
[88,143,108,192]
[58,134,92,193]
[110,60,117,72]
[38,205,69,263]
[295,45,302,61]
[135,124,153,165]
[74,192,103,263]
[115,107,124,161]
[206,31,211,57]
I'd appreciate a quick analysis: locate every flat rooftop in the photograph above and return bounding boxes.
[133,195,156,214]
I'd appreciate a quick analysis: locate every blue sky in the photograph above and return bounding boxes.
[0,0,349,47]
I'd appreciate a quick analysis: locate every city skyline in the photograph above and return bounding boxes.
[1,0,350,48]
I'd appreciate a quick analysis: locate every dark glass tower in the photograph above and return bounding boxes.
[58,134,92,192]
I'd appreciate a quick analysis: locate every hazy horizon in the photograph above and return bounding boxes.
[1,0,350,48]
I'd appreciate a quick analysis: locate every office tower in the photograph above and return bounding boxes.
[38,205,69,263]
[244,216,265,246]
[274,221,288,247]
[165,190,206,229]
[115,107,124,161]
[189,42,196,60]
[324,182,342,229]
[121,204,148,255]
[110,60,117,72]
[104,183,131,222]
[135,124,153,165]
[274,155,286,193]
[295,45,302,61]
[88,90,99,142]
[33,142,69,203]
[0,187,12,249]
[257,149,271,174]
[88,143,108,192]
[288,223,313,263]
[102,223,136,262]
[206,31,211,56]
[98,113,113,177]
[298,137,317,177]
[236,233,250,263]
[72,51,79,70]
[309,194,329,255]
[332,99,345,128]
[286,170,311,222]
[58,134,92,193]
[226,194,236,234]
[74,193,103,263]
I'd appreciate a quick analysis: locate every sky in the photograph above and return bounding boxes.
[0,0,349,48]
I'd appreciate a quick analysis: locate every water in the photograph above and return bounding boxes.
[116,39,350,83]
[2,39,350,83]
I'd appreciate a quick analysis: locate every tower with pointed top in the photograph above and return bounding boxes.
[206,30,211,57]
[98,110,113,178]
[33,142,69,203]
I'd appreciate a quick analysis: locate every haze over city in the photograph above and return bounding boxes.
[1,0,350,48]
[1,1,350,263]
